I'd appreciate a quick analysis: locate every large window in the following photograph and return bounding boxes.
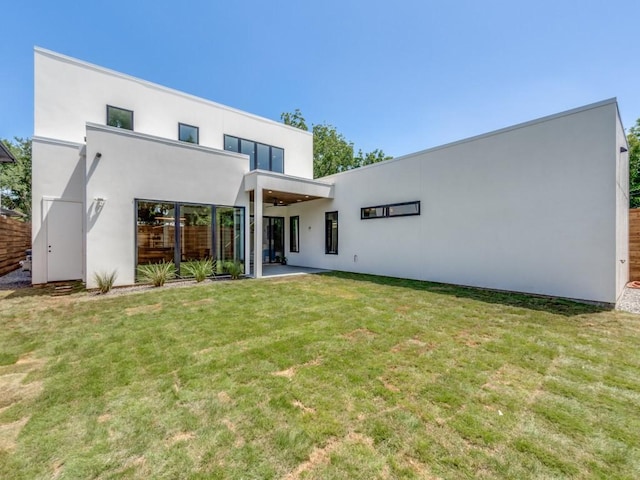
[136,200,244,279]
[223,134,284,173]
[215,206,245,272]
[179,204,212,275]
[325,211,338,254]
[107,105,133,130]
[290,216,300,253]
[179,123,199,144]
[361,201,420,220]
[137,201,176,265]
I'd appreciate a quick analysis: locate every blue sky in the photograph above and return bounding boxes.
[1,0,638,157]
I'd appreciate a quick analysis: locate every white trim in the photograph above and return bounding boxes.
[32,136,84,149]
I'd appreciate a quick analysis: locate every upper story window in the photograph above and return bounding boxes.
[106,105,133,130]
[224,134,284,174]
[179,123,199,144]
[361,201,421,220]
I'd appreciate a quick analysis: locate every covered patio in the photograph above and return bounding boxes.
[244,170,334,278]
[261,264,329,278]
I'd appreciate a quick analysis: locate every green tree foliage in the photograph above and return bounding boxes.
[0,138,31,220]
[281,110,391,178]
[280,109,308,132]
[629,119,640,208]
[312,123,356,177]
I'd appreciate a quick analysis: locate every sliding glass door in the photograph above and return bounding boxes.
[136,201,176,265]
[136,200,244,279]
[263,217,284,263]
[179,204,213,276]
[215,207,245,274]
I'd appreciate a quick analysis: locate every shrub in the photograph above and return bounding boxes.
[137,261,175,287]
[93,270,117,294]
[182,259,215,282]
[223,261,244,280]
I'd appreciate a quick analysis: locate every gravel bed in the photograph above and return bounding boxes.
[616,286,640,314]
[0,268,31,289]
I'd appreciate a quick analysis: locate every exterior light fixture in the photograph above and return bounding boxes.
[95,197,106,207]
[96,152,102,158]
[621,147,628,153]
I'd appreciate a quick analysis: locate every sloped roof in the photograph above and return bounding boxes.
[0,142,16,163]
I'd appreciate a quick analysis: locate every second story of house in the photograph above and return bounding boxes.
[34,47,314,179]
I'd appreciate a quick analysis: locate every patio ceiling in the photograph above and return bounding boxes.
[244,170,334,206]
[262,189,323,206]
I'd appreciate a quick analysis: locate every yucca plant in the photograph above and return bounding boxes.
[223,261,244,280]
[137,261,175,287]
[93,270,117,294]
[182,259,215,282]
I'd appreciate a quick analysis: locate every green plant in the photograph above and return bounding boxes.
[182,259,215,282]
[137,261,175,287]
[222,260,244,279]
[93,270,117,294]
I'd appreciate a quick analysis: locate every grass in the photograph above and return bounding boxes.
[0,271,639,479]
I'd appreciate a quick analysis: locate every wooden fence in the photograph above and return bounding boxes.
[0,216,31,276]
[630,209,640,281]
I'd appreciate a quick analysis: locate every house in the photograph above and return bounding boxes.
[32,47,629,305]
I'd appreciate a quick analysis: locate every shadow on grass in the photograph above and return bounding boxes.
[319,271,606,317]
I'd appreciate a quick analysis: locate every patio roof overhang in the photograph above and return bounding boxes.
[244,170,334,205]
[0,141,16,163]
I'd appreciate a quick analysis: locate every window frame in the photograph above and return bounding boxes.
[106,105,134,130]
[361,201,421,220]
[178,123,199,144]
[290,215,300,253]
[325,211,338,255]
[223,134,284,173]
[134,198,245,280]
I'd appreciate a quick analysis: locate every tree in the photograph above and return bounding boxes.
[354,148,392,168]
[0,138,31,220]
[281,110,391,178]
[629,119,640,208]
[281,109,308,132]
[312,123,356,178]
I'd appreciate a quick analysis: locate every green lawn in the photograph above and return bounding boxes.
[1,272,639,479]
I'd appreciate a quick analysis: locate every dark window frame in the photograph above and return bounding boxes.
[223,134,284,173]
[106,105,134,130]
[325,211,338,255]
[290,215,300,253]
[134,198,245,281]
[178,123,199,144]
[361,201,421,220]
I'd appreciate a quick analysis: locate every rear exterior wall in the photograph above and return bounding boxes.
[286,101,622,304]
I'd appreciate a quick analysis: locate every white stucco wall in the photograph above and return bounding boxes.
[31,138,86,284]
[83,125,250,288]
[34,48,313,179]
[285,100,623,304]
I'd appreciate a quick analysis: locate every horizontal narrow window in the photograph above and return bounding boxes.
[179,123,199,144]
[361,201,420,220]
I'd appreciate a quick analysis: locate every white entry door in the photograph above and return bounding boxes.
[46,200,83,281]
